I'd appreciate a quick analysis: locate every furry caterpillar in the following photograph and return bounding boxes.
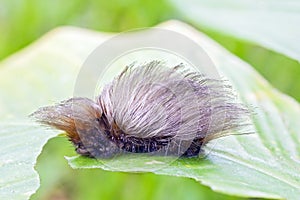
[32,61,251,158]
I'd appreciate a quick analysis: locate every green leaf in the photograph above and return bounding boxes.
[0,27,107,199]
[0,122,57,200]
[0,21,299,199]
[66,21,300,199]
[171,0,300,63]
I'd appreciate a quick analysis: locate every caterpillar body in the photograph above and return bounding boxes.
[32,61,251,158]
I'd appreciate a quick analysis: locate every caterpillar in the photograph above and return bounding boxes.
[31,61,251,158]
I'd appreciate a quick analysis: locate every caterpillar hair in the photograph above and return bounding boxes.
[31,61,252,158]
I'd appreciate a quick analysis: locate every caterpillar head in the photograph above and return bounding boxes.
[31,97,120,158]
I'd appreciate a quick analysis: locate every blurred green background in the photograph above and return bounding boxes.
[0,0,299,199]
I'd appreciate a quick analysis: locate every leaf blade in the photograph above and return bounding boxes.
[66,21,300,199]
[171,0,300,63]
